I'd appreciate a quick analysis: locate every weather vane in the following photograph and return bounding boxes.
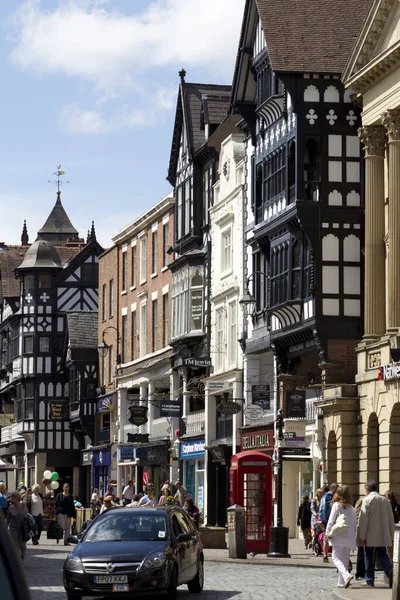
[48,165,70,192]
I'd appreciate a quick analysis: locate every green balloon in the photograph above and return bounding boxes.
[50,471,59,481]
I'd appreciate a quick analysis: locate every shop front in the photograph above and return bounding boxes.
[117,445,138,495]
[180,438,205,510]
[92,446,111,497]
[135,442,170,497]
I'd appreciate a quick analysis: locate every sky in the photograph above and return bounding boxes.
[0,0,244,248]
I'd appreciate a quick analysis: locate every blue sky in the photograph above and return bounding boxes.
[0,0,243,247]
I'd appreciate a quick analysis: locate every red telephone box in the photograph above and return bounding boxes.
[230,451,272,554]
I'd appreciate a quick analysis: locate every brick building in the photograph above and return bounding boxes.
[98,193,174,498]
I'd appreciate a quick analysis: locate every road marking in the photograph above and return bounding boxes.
[29,586,65,592]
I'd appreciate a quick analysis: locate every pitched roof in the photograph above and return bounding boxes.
[255,0,372,73]
[37,191,79,243]
[66,311,98,349]
[186,83,231,151]
[0,244,81,300]
[167,77,231,184]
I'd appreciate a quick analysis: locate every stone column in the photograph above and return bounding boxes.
[382,109,400,329]
[358,125,386,338]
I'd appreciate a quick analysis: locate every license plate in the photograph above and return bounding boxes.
[113,584,129,592]
[94,575,128,584]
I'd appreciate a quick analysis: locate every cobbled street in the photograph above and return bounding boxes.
[25,539,338,600]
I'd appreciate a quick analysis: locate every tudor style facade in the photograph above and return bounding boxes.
[231,0,371,534]
[0,193,102,492]
[167,71,231,512]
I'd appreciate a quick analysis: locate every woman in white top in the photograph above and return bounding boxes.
[326,485,357,589]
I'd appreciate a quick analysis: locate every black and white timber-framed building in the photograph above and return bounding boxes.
[0,192,102,495]
[231,0,371,535]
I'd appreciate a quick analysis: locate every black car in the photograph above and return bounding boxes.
[63,505,204,599]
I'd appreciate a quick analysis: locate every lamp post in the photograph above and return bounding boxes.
[239,272,290,558]
[97,325,121,365]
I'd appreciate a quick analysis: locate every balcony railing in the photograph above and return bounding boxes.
[184,411,205,436]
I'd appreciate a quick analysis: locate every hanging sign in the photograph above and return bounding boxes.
[284,390,306,419]
[252,384,270,410]
[182,358,212,368]
[127,433,149,444]
[128,404,148,426]
[160,398,182,417]
[244,405,264,421]
[217,400,241,415]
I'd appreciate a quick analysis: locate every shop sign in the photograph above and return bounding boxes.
[136,444,169,465]
[190,289,203,330]
[97,393,113,412]
[82,451,93,466]
[0,414,14,427]
[284,390,306,419]
[49,401,68,420]
[160,398,182,417]
[241,428,274,451]
[252,385,270,410]
[244,405,264,421]
[180,439,205,460]
[217,400,241,415]
[208,381,228,392]
[119,446,136,461]
[182,357,212,368]
[209,446,225,462]
[284,420,306,437]
[127,433,149,444]
[378,363,400,381]
[280,438,308,448]
[128,404,148,426]
[282,447,311,457]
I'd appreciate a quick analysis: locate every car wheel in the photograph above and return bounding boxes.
[166,565,178,600]
[187,556,204,593]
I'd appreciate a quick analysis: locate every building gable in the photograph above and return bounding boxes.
[343,0,400,92]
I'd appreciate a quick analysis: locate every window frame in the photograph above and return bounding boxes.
[122,251,128,292]
[139,237,147,284]
[109,279,114,318]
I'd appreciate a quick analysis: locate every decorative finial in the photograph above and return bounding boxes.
[179,68,186,81]
[48,165,70,192]
[89,221,97,242]
[86,229,90,243]
[21,220,29,246]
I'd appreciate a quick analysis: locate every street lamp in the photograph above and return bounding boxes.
[97,325,121,363]
[239,271,267,317]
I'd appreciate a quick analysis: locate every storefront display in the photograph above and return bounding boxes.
[180,438,205,510]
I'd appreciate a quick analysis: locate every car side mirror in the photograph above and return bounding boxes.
[67,535,80,544]
[176,532,191,542]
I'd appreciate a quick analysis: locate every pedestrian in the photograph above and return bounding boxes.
[174,480,188,506]
[158,486,171,505]
[0,481,10,519]
[55,483,76,546]
[139,486,157,507]
[99,496,113,514]
[126,494,141,508]
[326,485,356,589]
[319,482,338,563]
[297,494,312,549]
[311,488,324,551]
[358,480,394,588]
[7,491,28,563]
[385,490,400,523]
[106,480,118,496]
[122,480,135,506]
[27,484,44,545]
[90,488,101,517]
[184,498,200,528]
[354,498,365,580]
[16,480,27,493]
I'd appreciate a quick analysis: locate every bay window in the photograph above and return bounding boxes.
[171,267,204,338]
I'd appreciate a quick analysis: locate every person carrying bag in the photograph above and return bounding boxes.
[326,485,357,590]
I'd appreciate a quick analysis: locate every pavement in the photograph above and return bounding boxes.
[23,536,393,600]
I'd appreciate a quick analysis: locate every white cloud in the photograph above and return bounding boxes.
[9,0,243,133]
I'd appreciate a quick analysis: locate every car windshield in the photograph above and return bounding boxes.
[84,512,168,543]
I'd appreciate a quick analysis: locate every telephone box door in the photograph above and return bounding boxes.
[230,451,272,554]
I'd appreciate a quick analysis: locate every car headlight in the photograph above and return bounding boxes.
[65,557,84,573]
[139,552,167,570]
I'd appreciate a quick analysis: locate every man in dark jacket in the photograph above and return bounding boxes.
[297,495,312,549]
[55,483,76,546]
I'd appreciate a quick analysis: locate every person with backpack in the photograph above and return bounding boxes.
[297,494,312,549]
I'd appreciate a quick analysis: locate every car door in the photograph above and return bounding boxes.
[174,511,198,581]
[171,513,189,583]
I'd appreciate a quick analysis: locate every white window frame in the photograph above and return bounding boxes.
[139,302,147,357]
[215,307,225,372]
[227,301,237,368]
[221,227,233,274]
[140,236,147,284]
